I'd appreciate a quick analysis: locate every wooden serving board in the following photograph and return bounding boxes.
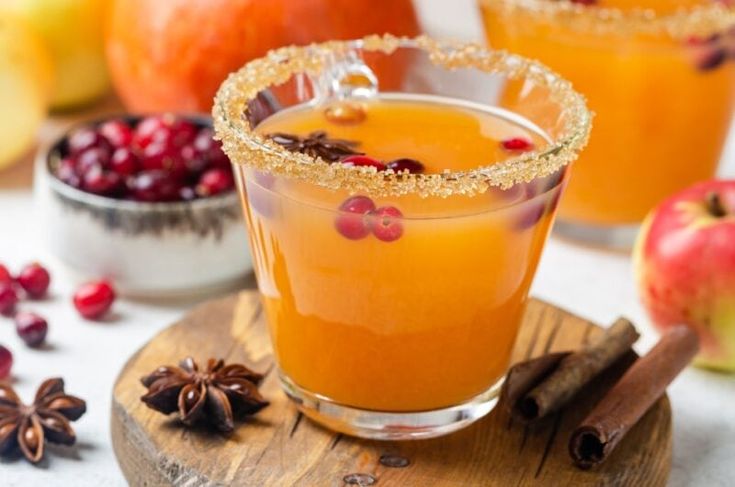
[111,292,672,486]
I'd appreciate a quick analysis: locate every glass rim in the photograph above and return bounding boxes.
[478,0,735,39]
[213,35,592,199]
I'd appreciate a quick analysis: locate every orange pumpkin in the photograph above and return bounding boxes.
[105,0,421,112]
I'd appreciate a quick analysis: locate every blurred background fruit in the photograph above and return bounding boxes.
[0,14,52,170]
[2,0,110,109]
[105,0,421,113]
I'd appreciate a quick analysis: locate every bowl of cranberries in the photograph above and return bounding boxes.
[35,113,252,295]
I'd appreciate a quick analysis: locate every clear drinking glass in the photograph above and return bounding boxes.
[479,0,735,248]
[214,36,591,439]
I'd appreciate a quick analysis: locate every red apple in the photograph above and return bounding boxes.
[634,179,735,371]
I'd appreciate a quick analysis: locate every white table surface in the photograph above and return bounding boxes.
[2,1,734,485]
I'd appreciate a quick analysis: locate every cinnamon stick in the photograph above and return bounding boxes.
[506,318,639,422]
[569,325,699,469]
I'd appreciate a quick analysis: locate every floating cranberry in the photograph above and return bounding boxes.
[110,148,139,177]
[68,127,112,156]
[83,165,125,197]
[56,157,81,188]
[0,345,12,379]
[370,206,404,242]
[128,170,182,202]
[514,200,547,231]
[99,119,134,148]
[341,155,386,171]
[0,283,18,315]
[14,312,48,348]
[74,281,115,320]
[386,158,424,174]
[501,137,534,152]
[0,264,12,284]
[196,168,234,197]
[335,195,376,240]
[16,263,50,299]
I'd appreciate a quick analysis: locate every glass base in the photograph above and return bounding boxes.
[554,219,641,251]
[279,372,503,440]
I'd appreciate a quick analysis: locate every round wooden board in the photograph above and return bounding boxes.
[111,292,672,486]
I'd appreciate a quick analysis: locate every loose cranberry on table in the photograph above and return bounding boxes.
[0,283,18,315]
[15,312,48,348]
[73,281,116,320]
[16,263,51,299]
[0,264,11,284]
[0,345,12,379]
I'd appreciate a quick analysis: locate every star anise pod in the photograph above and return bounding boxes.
[268,131,363,162]
[140,357,268,433]
[0,378,87,464]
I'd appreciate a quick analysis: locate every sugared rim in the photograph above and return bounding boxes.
[213,35,592,198]
[479,0,735,39]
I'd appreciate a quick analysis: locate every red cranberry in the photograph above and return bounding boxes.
[68,127,112,156]
[77,147,111,173]
[56,157,81,188]
[82,165,125,196]
[128,170,182,202]
[501,138,534,152]
[196,168,234,197]
[16,263,50,299]
[194,129,229,169]
[14,312,48,348]
[0,345,12,379]
[73,281,115,320]
[99,119,134,148]
[0,264,11,284]
[180,144,208,175]
[0,283,18,315]
[341,155,386,170]
[370,206,403,242]
[514,200,547,231]
[386,158,425,174]
[335,195,376,240]
[141,140,184,173]
[110,148,139,177]
[134,114,197,149]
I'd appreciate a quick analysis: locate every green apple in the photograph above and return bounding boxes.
[2,0,109,109]
[0,14,53,170]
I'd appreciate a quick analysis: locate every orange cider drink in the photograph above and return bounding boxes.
[480,0,735,245]
[214,37,591,439]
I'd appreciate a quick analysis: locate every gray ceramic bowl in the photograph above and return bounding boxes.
[34,115,252,296]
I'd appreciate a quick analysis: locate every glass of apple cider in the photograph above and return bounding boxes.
[214,36,590,439]
[479,0,735,248]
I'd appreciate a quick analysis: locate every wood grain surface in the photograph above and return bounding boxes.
[111,292,672,486]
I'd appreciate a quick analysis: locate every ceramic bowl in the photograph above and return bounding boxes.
[34,115,252,296]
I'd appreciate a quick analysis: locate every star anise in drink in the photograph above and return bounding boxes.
[0,378,87,464]
[140,357,268,433]
[268,131,363,162]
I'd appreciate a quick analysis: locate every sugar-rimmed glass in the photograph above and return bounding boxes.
[214,35,591,439]
[479,0,735,248]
